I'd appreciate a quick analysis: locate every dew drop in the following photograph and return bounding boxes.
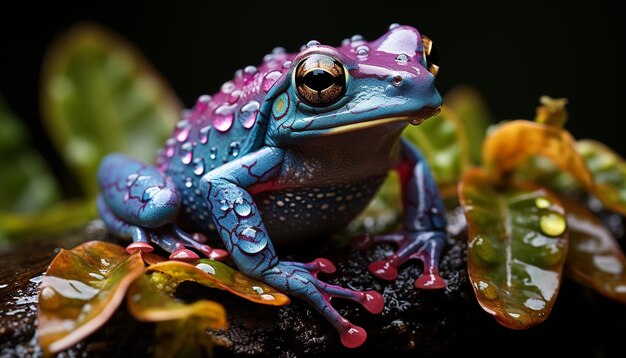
[219,199,231,211]
[196,263,216,275]
[282,61,292,69]
[356,45,369,58]
[126,173,139,186]
[221,81,235,94]
[240,100,260,128]
[196,95,211,111]
[193,158,205,176]
[306,40,320,47]
[142,186,160,201]
[239,226,257,240]
[475,280,499,300]
[213,103,236,132]
[272,47,286,54]
[252,286,264,294]
[396,53,409,64]
[185,177,193,188]
[180,142,193,165]
[234,201,252,217]
[229,141,241,157]
[199,125,211,144]
[535,197,551,209]
[263,53,274,63]
[175,126,190,142]
[389,23,401,30]
[262,71,282,93]
[165,138,176,158]
[351,34,364,42]
[210,147,217,160]
[341,38,350,46]
[540,212,567,237]
[244,65,258,75]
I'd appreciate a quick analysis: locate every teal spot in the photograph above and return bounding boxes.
[272,92,289,119]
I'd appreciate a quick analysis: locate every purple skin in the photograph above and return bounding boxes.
[97,24,446,348]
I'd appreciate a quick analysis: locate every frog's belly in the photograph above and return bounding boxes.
[253,177,385,244]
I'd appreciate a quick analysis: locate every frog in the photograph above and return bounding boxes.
[96,23,446,348]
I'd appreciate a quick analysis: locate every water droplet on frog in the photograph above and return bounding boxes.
[142,186,160,201]
[180,142,193,165]
[196,95,211,111]
[234,69,243,79]
[351,34,364,43]
[535,197,551,209]
[175,126,190,142]
[262,71,282,93]
[126,173,139,186]
[181,109,192,119]
[240,100,260,128]
[244,65,258,76]
[272,47,286,54]
[234,201,252,217]
[239,226,257,240]
[219,199,231,211]
[282,60,292,69]
[165,138,176,157]
[221,81,235,94]
[184,177,193,188]
[356,45,369,58]
[389,23,401,30]
[191,157,204,175]
[229,90,242,104]
[540,212,567,237]
[199,125,211,144]
[396,53,409,64]
[210,147,217,160]
[213,104,236,132]
[263,54,274,63]
[229,141,241,157]
[306,40,320,47]
[341,38,350,46]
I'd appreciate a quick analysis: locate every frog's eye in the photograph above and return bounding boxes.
[422,35,440,76]
[294,54,346,107]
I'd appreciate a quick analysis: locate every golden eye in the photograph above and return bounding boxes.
[421,35,440,76]
[294,54,346,106]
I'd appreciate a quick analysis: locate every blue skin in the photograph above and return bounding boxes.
[97,25,446,348]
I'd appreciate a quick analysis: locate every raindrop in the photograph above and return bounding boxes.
[193,158,205,176]
[210,147,217,160]
[199,125,211,144]
[351,34,364,42]
[535,197,551,209]
[306,40,320,47]
[244,65,258,75]
[196,263,216,275]
[180,142,193,164]
[540,212,567,237]
[234,69,243,79]
[356,45,369,58]
[341,38,350,46]
[165,138,176,157]
[396,53,410,64]
[185,177,193,188]
[239,226,257,240]
[213,103,236,132]
[229,141,241,157]
[282,61,292,69]
[175,126,190,142]
[263,53,274,63]
[252,286,264,294]
[262,71,282,93]
[389,23,401,30]
[221,81,235,93]
[240,100,260,128]
[272,47,286,54]
[229,90,242,104]
[196,95,211,111]
[234,201,252,217]
[219,199,231,211]
[142,186,160,201]
[126,173,139,186]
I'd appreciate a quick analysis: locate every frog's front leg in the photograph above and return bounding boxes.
[352,139,447,289]
[97,154,226,260]
[200,147,384,348]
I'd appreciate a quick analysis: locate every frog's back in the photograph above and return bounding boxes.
[155,48,294,225]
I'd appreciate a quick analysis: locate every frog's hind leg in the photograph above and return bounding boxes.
[96,194,153,253]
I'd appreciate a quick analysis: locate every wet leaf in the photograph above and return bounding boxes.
[146,260,290,306]
[0,95,60,214]
[483,120,594,188]
[562,198,626,304]
[41,23,181,195]
[577,140,626,216]
[37,241,145,354]
[459,169,568,329]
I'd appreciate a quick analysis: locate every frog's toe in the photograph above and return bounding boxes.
[169,248,200,261]
[126,242,154,254]
[198,244,229,260]
[367,259,399,281]
[337,319,367,349]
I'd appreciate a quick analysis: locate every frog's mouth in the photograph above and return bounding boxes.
[323,106,441,136]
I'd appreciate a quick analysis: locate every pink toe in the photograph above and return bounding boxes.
[314,258,336,274]
[414,274,446,290]
[361,290,384,314]
[192,232,208,243]
[126,242,153,254]
[169,249,200,261]
[209,248,229,260]
[349,235,374,251]
[338,321,367,348]
[368,260,398,281]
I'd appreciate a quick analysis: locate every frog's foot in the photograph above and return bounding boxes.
[144,226,228,261]
[351,231,446,289]
[261,259,384,348]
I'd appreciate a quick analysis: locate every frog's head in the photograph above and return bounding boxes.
[263,24,442,145]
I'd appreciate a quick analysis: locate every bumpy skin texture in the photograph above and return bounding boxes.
[97,24,446,348]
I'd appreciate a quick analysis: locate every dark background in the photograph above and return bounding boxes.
[0,1,624,193]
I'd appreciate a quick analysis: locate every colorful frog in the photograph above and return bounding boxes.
[97,24,446,348]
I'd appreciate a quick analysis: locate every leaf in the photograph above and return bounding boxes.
[562,198,626,304]
[41,23,182,195]
[0,95,60,213]
[483,120,594,188]
[459,169,569,329]
[155,319,220,358]
[146,259,290,306]
[577,140,626,216]
[38,241,145,354]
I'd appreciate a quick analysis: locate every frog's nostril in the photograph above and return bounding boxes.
[392,75,403,87]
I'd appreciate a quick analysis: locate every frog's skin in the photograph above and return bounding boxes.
[97,24,446,348]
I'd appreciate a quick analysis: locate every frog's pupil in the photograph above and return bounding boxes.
[303,70,336,92]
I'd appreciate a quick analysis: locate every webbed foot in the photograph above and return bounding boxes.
[351,231,446,289]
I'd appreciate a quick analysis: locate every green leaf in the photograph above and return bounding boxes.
[37,241,145,354]
[146,259,290,306]
[459,169,569,329]
[41,23,182,195]
[563,198,626,304]
[577,140,626,216]
[0,95,60,213]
